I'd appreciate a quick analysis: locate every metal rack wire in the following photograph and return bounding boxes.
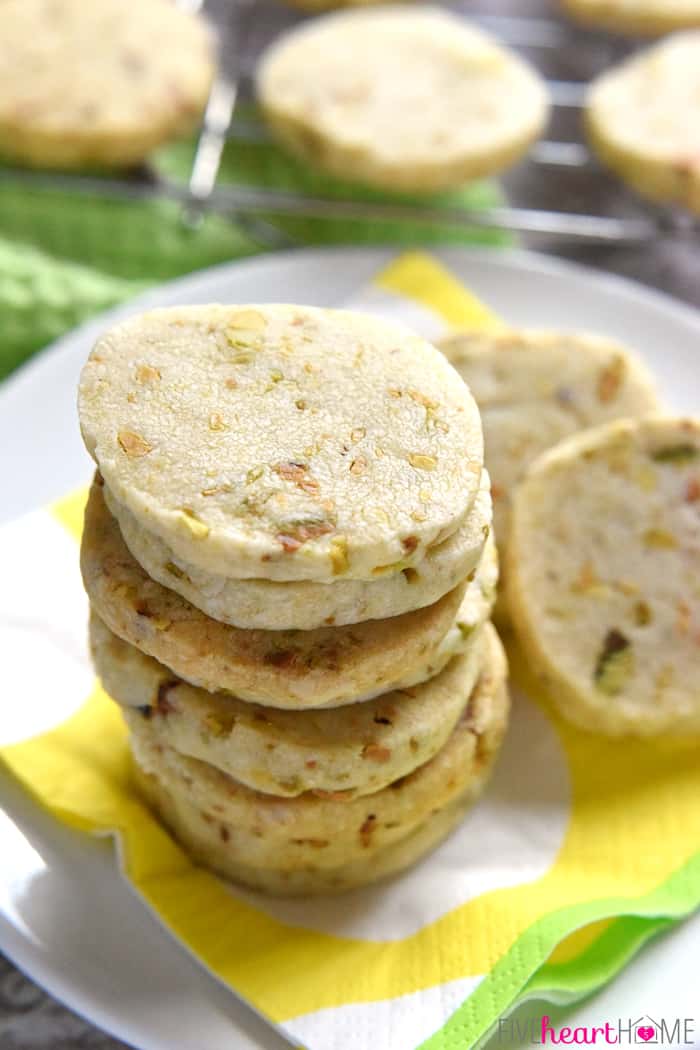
[3,2,697,247]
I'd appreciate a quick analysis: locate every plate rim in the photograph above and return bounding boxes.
[2,245,700,406]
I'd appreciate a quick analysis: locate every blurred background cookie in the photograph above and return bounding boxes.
[257,4,549,193]
[0,0,214,170]
[561,0,700,36]
[586,32,700,214]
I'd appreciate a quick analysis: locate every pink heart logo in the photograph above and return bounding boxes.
[637,1027,655,1042]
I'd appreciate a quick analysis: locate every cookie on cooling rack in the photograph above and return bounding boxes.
[586,32,700,214]
[561,0,700,36]
[0,0,214,170]
[507,416,700,737]
[256,5,549,193]
[130,623,509,895]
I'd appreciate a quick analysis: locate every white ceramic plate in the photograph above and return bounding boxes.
[0,248,698,1050]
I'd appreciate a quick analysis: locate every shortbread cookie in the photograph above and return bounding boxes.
[561,0,700,36]
[508,416,700,736]
[439,328,660,617]
[94,606,489,796]
[79,304,483,582]
[586,32,700,213]
[104,471,492,630]
[129,624,509,892]
[0,0,214,170]
[134,762,476,895]
[257,6,549,193]
[82,479,496,708]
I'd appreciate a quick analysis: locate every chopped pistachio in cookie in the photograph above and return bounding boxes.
[438,327,660,618]
[561,0,700,36]
[103,470,493,630]
[507,416,700,736]
[82,478,495,709]
[99,611,489,797]
[0,0,214,170]
[257,5,549,193]
[78,304,483,582]
[129,623,509,893]
[585,32,700,214]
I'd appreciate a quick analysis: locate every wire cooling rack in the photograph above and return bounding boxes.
[4,0,699,248]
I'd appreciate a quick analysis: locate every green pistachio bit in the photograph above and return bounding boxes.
[456,621,474,640]
[651,444,699,464]
[204,712,236,738]
[594,628,634,696]
[643,528,677,549]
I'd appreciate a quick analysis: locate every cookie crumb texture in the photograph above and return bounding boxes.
[257,5,549,193]
[508,417,700,736]
[79,304,482,582]
[0,0,214,169]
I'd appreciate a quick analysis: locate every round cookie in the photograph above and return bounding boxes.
[256,6,549,194]
[507,416,700,737]
[78,304,483,582]
[133,763,476,895]
[93,601,490,796]
[439,328,660,618]
[585,32,700,214]
[104,470,492,630]
[561,0,700,36]
[129,623,509,893]
[0,0,214,170]
[82,478,494,709]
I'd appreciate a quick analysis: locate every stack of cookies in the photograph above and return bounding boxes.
[78,304,508,894]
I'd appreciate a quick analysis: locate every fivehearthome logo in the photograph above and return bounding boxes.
[496,1015,697,1045]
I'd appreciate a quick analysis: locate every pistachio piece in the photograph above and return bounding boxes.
[228,309,267,331]
[597,355,626,403]
[330,536,349,575]
[117,429,152,458]
[643,528,677,549]
[594,628,634,695]
[208,412,228,431]
[135,364,160,383]
[651,444,699,464]
[361,743,392,762]
[408,453,437,471]
[179,508,209,539]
